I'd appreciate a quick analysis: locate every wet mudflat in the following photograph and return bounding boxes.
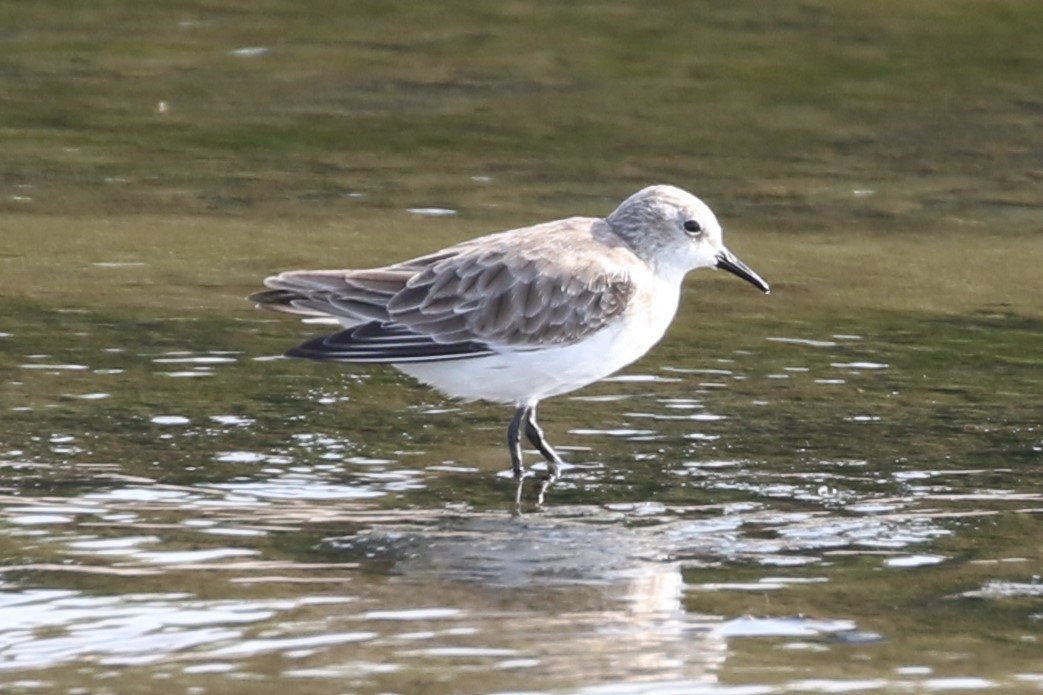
[2,2,1042,693]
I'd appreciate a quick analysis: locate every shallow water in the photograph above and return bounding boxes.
[2,303,1040,693]
[2,1,1043,693]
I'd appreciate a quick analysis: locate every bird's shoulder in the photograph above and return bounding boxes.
[409,215,640,282]
[386,218,640,349]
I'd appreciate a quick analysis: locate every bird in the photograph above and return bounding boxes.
[250,184,769,501]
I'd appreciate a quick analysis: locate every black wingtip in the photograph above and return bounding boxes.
[283,323,494,364]
[285,343,321,361]
[284,332,352,361]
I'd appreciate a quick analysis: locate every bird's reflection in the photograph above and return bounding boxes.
[332,512,729,685]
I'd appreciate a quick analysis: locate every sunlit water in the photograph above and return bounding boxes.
[1,307,1040,694]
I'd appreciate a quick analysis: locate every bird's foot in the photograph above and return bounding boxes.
[513,468,559,507]
[533,471,558,506]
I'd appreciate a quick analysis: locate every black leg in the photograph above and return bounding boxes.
[523,404,564,478]
[507,405,528,479]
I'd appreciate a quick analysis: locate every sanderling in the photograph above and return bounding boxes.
[251,184,769,501]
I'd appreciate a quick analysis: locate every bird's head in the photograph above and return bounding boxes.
[607,184,770,293]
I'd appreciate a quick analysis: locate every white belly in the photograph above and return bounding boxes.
[397,277,681,405]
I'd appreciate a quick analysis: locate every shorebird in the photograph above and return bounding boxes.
[251,185,769,501]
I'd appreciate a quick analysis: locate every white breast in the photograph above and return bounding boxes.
[397,273,682,405]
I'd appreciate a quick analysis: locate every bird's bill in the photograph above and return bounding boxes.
[715,249,770,294]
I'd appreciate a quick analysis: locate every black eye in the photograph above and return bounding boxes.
[683,219,702,234]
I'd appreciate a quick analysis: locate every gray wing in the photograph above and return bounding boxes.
[248,250,454,323]
[386,246,634,347]
[251,235,635,363]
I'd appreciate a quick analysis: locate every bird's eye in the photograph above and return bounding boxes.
[682,219,703,235]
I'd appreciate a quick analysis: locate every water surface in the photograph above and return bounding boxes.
[2,1,1042,693]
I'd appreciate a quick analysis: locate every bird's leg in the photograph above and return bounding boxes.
[507,405,528,479]
[511,403,563,506]
[523,404,564,479]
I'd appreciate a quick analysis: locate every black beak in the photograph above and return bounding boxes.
[715,249,770,294]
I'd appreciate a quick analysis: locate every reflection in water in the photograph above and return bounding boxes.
[8,482,914,687]
[0,590,359,670]
[339,514,729,685]
[0,459,979,691]
[2,315,1041,693]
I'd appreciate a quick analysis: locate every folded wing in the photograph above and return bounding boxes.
[250,230,635,364]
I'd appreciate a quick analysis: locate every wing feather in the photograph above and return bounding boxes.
[251,217,638,364]
[390,248,635,348]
